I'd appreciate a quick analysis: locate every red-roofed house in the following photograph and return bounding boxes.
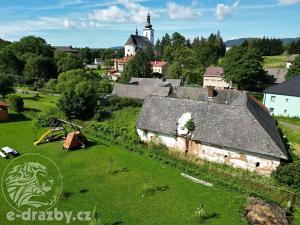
[0,101,9,121]
[203,66,231,90]
[151,61,168,76]
[114,56,133,73]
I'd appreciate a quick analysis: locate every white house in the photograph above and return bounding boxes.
[203,66,231,89]
[151,61,168,76]
[137,93,288,176]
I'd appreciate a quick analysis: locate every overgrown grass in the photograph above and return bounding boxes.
[263,55,288,68]
[276,116,300,127]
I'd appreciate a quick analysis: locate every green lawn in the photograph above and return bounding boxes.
[0,94,249,225]
[263,55,288,68]
[0,120,248,225]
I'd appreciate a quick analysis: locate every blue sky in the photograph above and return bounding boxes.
[0,0,300,48]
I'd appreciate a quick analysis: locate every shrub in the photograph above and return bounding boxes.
[272,161,300,191]
[8,95,24,112]
[185,119,195,131]
[32,108,63,128]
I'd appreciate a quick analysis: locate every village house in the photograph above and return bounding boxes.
[265,68,287,84]
[0,101,9,121]
[203,66,231,89]
[286,54,299,69]
[112,77,182,100]
[151,61,168,76]
[137,92,288,176]
[52,46,78,53]
[263,75,300,117]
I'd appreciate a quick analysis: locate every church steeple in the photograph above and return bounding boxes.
[145,13,152,29]
[143,12,154,45]
[135,27,138,35]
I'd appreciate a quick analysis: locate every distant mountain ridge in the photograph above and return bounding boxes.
[225,37,300,47]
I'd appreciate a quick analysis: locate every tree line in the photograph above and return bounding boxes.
[241,37,284,56]
[0,36,124,89]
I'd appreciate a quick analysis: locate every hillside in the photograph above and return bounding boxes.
[225,37,300,47]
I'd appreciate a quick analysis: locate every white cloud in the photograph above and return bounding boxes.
[278,0,300,5]
[88,5,128,23]
[88,0,160,25]
[215,1,239,21]
[167,1,201,20]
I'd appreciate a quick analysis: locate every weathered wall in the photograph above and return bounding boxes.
[125,45,135,57]
[203,76,231,89]
[137,129,281,176]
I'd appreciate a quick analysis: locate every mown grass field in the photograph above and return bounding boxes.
[263,55,288,68]
[0,94,249,224]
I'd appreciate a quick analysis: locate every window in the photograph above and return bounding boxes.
[269,108,274,113]
[256,162,260,167]
[271,96,276,102]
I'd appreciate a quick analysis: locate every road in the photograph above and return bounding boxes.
[279,121,300,131]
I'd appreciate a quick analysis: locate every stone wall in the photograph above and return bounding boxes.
[137,129,281,176]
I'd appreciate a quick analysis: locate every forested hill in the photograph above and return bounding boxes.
[225,37,300,47]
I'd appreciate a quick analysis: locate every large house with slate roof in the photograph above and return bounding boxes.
[263,75,300,117]
[137,93,288,176]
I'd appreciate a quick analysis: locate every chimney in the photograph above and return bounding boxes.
[207,86,215,98]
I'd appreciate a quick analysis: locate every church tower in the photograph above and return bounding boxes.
[143,13,154,45]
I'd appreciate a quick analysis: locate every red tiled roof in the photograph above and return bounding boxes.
[116,56,133,63]
[204,66,224,77]
[151,61,168,67]
[0,101,9,107]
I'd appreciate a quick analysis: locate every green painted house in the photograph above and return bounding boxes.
[263,75,300,117]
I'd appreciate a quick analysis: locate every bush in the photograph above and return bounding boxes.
[185,119,195,131]
[32,108,63,128]
[8,95,24,112]
[272,162,300,191]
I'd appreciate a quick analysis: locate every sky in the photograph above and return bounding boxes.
[0,0,300,48]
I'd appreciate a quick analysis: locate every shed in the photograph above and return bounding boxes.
[0,101,9,121]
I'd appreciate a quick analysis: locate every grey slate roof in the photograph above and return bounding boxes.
[171,87,242,104]
[137,95,287,160]
[264,75,300,97]
[129,77,182,88]
[125,35,151,46]
[112,84,170,100]
[265,68,287,84]
[52,46,78,53]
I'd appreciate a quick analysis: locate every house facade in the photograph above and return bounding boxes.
[151,61,168,76]
[203,66,231,89]
[263,76,300,117]
[137,94,287,176]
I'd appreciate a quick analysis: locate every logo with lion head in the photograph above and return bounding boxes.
[2,154,62,212]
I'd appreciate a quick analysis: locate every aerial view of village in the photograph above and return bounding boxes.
[0,0,300,224]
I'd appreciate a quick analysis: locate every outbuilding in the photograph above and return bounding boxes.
[0,101,9,121]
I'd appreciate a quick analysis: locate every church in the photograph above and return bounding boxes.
[124,13,154,57]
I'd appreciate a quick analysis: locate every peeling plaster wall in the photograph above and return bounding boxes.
[137,129,281,176]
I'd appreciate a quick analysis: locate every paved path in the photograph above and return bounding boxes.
[279,121,300,131]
